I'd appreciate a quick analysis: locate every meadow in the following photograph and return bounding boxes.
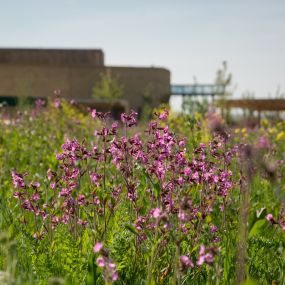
[0,98,284,285]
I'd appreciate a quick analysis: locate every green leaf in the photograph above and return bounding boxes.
[249,219,267,238]
[124,223,139,236]
[86,255,99,285]
[153,182,160,199]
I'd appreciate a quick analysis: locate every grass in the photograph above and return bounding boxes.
[0,100,284,285]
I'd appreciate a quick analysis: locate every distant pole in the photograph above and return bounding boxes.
[182,94,185,114]
[257,110,261,127]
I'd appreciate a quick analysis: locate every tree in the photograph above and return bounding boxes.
[92,70,123,101]
[215,61,233,121]
[182,96,209,115]
[215,61,232,88]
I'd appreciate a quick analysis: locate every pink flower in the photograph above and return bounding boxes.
[93,242,103,253]
[13,192,23,199]
[257,136,270,149]
[78,194,86,206]
[35,98,45,108]
[178,140,186,148]
[184,167,191,176]
[96,257,105,267]
[90,172,101,186]
[121,110,137,127]
[11,171,25,189]
[54,98,61,109]
[60,188,71,197]
[178,211,189,222]
[77,219,88,226]
[266,214,273,221]
[200,143,206,148]
[151,208,161,218]
[210,225,218,234]
[47,168,55,181]
[112,271,118,281]
[108,262,116,269]
[199,245,205,255]
[91,109,97,119]
[177,176,184,185]
[56,153,65,160]
[197,255,205,266]
[30,181,40,188]
[192,172,199,182]
[197,245,214,266]
[158,110,169,121]
[111,122,118,134]
[31,192,40,202]
[50,181,56,190]
[213,236,221,243]
[204,253,214,263]
[180,255,194,268]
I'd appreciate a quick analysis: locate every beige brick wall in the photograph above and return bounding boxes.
[0,49,170,111]
[107,66,170,110]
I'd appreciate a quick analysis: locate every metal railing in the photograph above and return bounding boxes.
[171,84,225,96]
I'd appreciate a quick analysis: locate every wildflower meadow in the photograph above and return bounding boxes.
[0,98,284,285]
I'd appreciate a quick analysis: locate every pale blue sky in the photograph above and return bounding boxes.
[0,0,284,98]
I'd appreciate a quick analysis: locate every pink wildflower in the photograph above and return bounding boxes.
[158,110,169,121]
[151,208,161,218]
[96,257,105,267]
[91,109,97,119]
[93,242,103,253]
[266,214,273,221]
[180,255,194,268]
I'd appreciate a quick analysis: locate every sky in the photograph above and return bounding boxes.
[0,0,284,99]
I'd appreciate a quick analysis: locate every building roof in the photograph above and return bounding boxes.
[0,48,104,66]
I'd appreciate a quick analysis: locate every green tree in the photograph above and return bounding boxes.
[92,70,123,101]
[140,84,154,121]
[182,96,209,115]
[215,61,232,89]
[215,61,233,121]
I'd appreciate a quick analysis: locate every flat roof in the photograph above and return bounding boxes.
[0,48,104,66]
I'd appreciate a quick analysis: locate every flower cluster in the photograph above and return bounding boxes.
[93,242,118,282]
[11,109,240,282]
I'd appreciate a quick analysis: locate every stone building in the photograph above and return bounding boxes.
[0,48,170,112]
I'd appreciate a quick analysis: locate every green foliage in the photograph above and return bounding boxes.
[249,219,267,239]
[215,61,232,89]
[182,96,209,115]
[0,102,284,284]
[215,61,233,121]
[92,71,123,101]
